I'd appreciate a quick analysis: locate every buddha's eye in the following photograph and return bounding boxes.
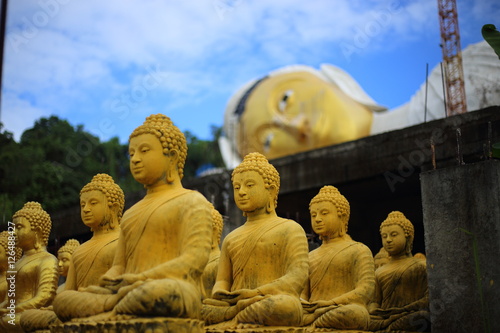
[278,90,294,112]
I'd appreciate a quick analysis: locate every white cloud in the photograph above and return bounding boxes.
[1,0,487,142]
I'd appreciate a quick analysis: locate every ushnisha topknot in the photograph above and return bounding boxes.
[309,185,350,226]
[0,231,22,261]
[380,211,415,255]
[129,114,188,180]
[58,239,80,255]
[12,202,51,247]
[80,173,125,221]
[232,152,280,208]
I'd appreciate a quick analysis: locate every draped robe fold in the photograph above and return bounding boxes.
[0,251,58,330]
[53,188,213,322]
[304,239,375,330]
[203,218,309,327]
[369,257,430,331]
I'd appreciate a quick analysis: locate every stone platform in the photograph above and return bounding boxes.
[48,317,205,333]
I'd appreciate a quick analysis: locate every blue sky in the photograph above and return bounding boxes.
[1,0,498,143]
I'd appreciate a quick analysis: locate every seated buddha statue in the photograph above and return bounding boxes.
[368,211,430,332]
[301,186,375,330]
[374,247,390,270]
[0,231,22,303]
[51,114,213,328]
[0,202,59,331]
[56,239,80,293]
[201,204,224,299]
[202,152,309,329]
[20,173,125,332]
[63,173,124,291]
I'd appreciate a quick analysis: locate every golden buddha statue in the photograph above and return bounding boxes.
[0,202,58,331]
[56,239,80,293]
[374,247,390,270]
[202,152,309,330]
[201,205,224,299]
[301,186,375,330]
[64,173,124,291]
[21,173,125,332]
[219,65,385,167]
[368,211,430,332]
[51,114,213,330]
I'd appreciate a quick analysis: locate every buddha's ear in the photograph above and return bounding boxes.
[267,184,278,198]
[166,149,179,182]
[168,148,179,161]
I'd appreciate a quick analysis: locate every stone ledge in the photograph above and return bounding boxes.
[49,317,205,333]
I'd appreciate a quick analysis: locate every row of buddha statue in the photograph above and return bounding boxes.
[0,114,430,333]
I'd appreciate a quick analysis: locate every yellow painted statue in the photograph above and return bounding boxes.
[0,202,58,331]
[218,65,385,167]
[56,239,80,293]
[201,205,224,299]
[51,114,213,330]
[63,173,124,291]
[374,247,390,270]
[368,211,430,332]
[20,173,125,332]
[301,186,375,330]
[202,152,309,330]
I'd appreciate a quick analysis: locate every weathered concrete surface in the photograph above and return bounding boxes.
[421,160,500,333]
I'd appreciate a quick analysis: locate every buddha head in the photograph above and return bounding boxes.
[129,114,187,185]
[211,205,224,250]
[379,211,414,257]
[232,152,280,216]
[12,202,51,251]
[57,239,80,277]
[0,231,16,271]
[0,231,22,269]
[309,186,350,241]
[80,173,125,232]
[220,64,386,166]
[374,247,390,270]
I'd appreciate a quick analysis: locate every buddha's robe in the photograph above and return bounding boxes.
[53,189,213,322]
[369,257,430,331]
[66,231,119,290]
[203,218,309,327]
[303,239,375,330]
[20,231,119,332]
[202,249,220,299]
[0,251,58,330]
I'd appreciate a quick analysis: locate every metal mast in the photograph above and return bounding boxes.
[437,0,467,116]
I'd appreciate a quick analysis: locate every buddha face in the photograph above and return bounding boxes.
[58,252,72,277]
[238,71,373,160]
[129,133,170,186]
[381,224,407,256]
[310,201,343,239]
[80,190,108,229]
[13,216,36,251]
[232,170,270,216]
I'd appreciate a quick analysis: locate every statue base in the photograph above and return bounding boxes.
[206,327,306,333]
[49,317,205,333]
[206,328,372,333]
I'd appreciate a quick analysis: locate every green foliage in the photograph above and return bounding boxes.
[0,117,142,220]
[0,117,224,221]
[183,125,225,180]
[482,24,500,60]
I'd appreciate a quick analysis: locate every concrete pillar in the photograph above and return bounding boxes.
[420,160,500,333]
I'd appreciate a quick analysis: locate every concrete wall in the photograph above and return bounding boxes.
[421,160,500,333]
